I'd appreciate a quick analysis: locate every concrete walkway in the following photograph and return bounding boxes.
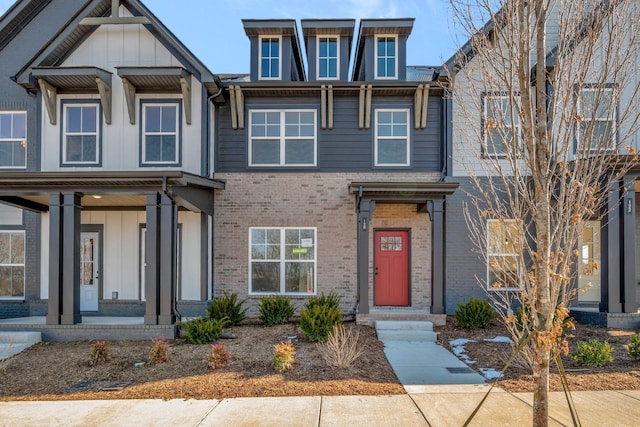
[2,390,640,426]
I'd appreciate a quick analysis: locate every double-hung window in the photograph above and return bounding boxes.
[577,87,616,152]
[375,35,397,79]
[62,103,100,165]
[487,219,520,290]
[249,110,316,166]
[483,94,520,157]
[0,231,25,299]
[0,111,26,168]
[375,109,410,166]
[141,101,180,165]
[250,227,316,294]
[317,36,338,79]
[260,36,281,80]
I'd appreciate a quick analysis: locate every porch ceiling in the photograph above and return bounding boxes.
[349,181,459,202]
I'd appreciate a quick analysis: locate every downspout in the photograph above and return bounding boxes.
[353,186,364,317]
[161,176,181,321]
[206,86,223,302]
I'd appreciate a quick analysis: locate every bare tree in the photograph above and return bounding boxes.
[446,0,640,425]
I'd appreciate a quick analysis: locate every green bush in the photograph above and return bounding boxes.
[300,304,343,342]
[258,295,295,326]
[305,291,340,311]
[206,293,247,327]
[570,340,614,367]
[180,317,225,344]
[628,334,640,360]
[455,297,495,329]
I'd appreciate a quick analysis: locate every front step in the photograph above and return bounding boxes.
[0,331,41,360]
[375,320,437,342]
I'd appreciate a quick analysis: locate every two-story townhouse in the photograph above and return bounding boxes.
[0,0,225,337]
[214,18,457,323]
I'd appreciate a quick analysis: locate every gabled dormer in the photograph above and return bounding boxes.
[352,18,414,82]
[242,19,306,82]
[300,19,354,82]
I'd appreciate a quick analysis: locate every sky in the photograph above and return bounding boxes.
[0,0,464,74]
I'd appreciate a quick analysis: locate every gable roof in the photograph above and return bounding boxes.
[0,0,51,50]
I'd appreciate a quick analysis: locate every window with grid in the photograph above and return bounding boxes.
[0,112,26,168]
[318,36,338,79]
[260,36,281,79]
[375,109,410,166]
[0,231,25,299]
[483,94,520,157]
[250,228,316,294]
[249,110,316,166]
[63,103,99,165]
[487,219,520,290]
[141,102,180,165]
[577,87,616,152]
[375,36,397,79]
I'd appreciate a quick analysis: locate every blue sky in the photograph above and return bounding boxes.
[0,0,462,74]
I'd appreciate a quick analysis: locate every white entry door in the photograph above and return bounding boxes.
[80,232,99,311]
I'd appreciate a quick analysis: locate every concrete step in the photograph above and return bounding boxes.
[375,320,434,331]
[0,331,41,360]
[376,329,438,342]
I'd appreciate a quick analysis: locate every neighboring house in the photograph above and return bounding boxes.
[0,0,225,327]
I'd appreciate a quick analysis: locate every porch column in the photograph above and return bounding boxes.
[357,199,374,314]
[144,194,160,325]
[602,186,622,312]
[158,193,177,325]
[46,194,63,325]
[430,199,445,314]
[61,193,82,325]
[622,176,638,312]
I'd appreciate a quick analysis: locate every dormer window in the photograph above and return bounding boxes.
[375,35,397,79]
[317,36,339,80]
[260,36,281,80]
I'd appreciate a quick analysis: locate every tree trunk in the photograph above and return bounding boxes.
[533,340,551,426]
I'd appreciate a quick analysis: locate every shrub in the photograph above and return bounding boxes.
[628,334,640,360]
[570,340,614,367]
[272,340,295,372]
[305,291,340,311]
[317,324,363,368]
[148,338,170,365]
[258,295,295,326]
[208,343,231,370]
[180,317,225,344]
[455,297,495,329]
[88,340,109,366]
[206,293,247,327]
[300,304,343,342]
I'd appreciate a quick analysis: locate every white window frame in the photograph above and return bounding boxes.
[258,35,282,80]
[374,108,410,167]
[62,103,100,165]
[0,111,27,169]
[486,219,521,291]
[0,230,25,300]
[141,102,180,165]
[374,35,398,80]
[576,86,617,152]
[482,94,521,157]
[248,227,317,296]
[248,109,317,167]
[316,35,339,80]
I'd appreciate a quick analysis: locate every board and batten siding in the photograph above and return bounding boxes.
[216,95,442,172]
[40,6,204,174]
[39,210,202,302]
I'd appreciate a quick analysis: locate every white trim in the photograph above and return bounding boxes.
[374,34,398,80]
[258,35,282,81]
[248,227,317,296]
[0,230,25,299]
[486,219,521,291]
[0,111,27,169]
[141,102,180,165]
[62,103,99,165]
[248,109,317,167]
[374,108,410,166]
[576,86,617,151]
[316,35,340,80]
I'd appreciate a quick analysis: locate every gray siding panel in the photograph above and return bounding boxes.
[216,95,443,172]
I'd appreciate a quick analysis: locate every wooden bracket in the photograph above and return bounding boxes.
[180,75,192,125]
[328,85,334,130]
[96,77,112,125]
[38,78,57,125]
[358,85,365,129]
[235,85,244,129]
[365,84,372,129]
[414,84,430,129]
[121,77,136,125]
[321,85,327,129]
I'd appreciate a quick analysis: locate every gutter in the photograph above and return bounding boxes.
[161,175,181,323]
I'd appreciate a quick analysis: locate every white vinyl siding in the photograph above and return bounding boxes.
[375,109,410,166]
[0,111,26,168]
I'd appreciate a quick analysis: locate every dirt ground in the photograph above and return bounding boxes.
[1,317,640,401]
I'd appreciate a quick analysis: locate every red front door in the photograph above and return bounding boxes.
[374,230,409,306]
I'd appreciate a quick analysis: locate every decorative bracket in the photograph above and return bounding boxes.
[38,78,57,125]
[121,77,136,125]
[180,75,192,125]
[96,77,112,125]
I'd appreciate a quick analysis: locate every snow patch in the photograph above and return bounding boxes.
[449,339,477,364]
[484,336,513,343]
[479,368,504,380]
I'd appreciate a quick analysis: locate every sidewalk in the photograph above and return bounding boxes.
[2,389,640,426]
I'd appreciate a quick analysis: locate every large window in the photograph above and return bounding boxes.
[141,102,180,165]
[375,109,410,166]
[62,103,100,165]
[375,36,397,79]
[577,220,601,303]
[0,231,25,299]
[250,228,316,295]
[577,87,616,151]
[487,219,520,290]
[482,94,520,157]
[260,36,281,80]
[249,110,317,166]
[0,111,26,168]
[317,36,338,79]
